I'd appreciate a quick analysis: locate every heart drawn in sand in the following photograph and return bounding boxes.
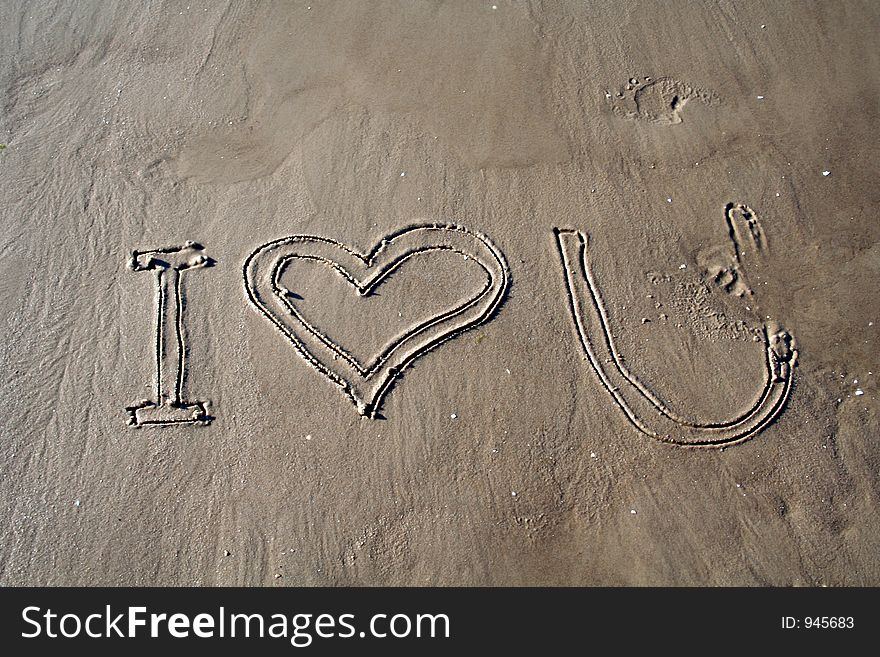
[243,223,510,417]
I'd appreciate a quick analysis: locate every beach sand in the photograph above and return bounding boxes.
[1,0,878,585]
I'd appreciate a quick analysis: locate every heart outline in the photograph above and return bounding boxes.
[243,223,510,417]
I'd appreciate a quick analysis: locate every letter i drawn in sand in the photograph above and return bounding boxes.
[126,241,214,427]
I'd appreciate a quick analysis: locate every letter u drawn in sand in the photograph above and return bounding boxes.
[244,223,509,418]
[553,221,796,448]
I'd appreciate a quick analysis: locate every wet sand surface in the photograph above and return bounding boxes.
[1,0,878,585]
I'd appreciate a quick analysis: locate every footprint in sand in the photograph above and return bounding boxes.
[606,76,718,125]
[698,203,794,368]
[698,203,764,298]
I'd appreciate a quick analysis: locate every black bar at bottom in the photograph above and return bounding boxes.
[0,587,873,653]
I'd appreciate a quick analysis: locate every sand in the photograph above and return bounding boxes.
[1,0,878,585]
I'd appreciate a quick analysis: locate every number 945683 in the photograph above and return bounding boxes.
[782,617,855,629]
